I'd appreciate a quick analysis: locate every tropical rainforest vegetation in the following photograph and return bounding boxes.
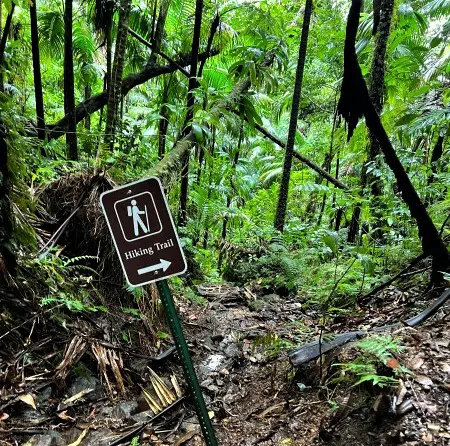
[0,0,449,443]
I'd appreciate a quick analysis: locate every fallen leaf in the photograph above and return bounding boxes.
[407,357,424,371]
[67,429,88,446]
[62,388,94,405]
[0,412,9,421]
[18,393,37,410]
[414,375,434,387]
[174,430,198,446]
[386,357,400,369]
[441,363,450,373]
[427,423,441,433]
[57,410,75,421]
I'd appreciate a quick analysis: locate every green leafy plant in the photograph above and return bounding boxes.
[333,335,407,388]
[253,331,294,357]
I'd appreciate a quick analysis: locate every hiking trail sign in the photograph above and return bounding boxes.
[100,177,187,287]
[100,177,218,445]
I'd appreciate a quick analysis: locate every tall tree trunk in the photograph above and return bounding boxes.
[339,0,449,281]
[0,120,15,278]
[148,0,171,65]
[106,27,112,89]
[30,1,46,150]
[202,129,216,249]
[104,0,131,150]
[84,86,92,130]
[198,13,219,78]
[178,0,203,226]
[64,0,78,160]
[0,2,15,91]
[158,76,171,159]
[425,134,445,206]
[150,0,173,160]
[330,144,341,229]
[427,134,444,187]
[274,0,313,232]
[306,107,337,218]
[348,0,394,242]
[218,126,243,271]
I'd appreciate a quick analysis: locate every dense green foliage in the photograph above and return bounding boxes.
[0,0,449,312]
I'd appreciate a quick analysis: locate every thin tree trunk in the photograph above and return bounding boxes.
[425,134,445,206]
[0,3,14,61]
[30,1,46,152]
[84,86,92,130]
[95,77,107,156]
[218,126,243,271]
[178,0,203,226]
[330,145,341,229]
[196,144,205,185]
[348,0,394,242]
[0,120,15,278]
[64,0,78,160]
[104,0,131,150]
[0,2,15,91]
[274,0,313,231]
[149,0,171,65]
[427,135,444,186]
[306,108,337,218]
[198,13,219,77]
[106,26,112,89]
[340,0,449,281]
[202,129,216,249]
[158,76,170,159]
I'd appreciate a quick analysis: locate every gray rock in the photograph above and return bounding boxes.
[129,358,148,375]
[131,409,154,424]
[68,373,101,401]
[111,400,139,420]
[37,385,53,405]
[199,354,227,377]
[31,431,64,446]
[224,343,240,359]
[84,428,116,446]
[261,294,280,301]
[21,408,47,425]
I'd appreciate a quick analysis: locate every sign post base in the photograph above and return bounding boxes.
[156,279,219,446]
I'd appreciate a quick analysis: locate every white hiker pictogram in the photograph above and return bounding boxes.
[114,191,163,242]
[127,199,149,236]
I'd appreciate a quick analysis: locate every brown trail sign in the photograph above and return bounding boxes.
[100,177,187,287]
[100,177,218,445]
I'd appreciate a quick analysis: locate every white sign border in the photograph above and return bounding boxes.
[100,176,188,288]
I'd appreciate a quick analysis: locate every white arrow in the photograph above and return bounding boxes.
[137,259,171,275]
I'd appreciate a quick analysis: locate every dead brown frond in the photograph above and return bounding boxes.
[55,335,87,383]
[140,368,183,415]
[91,342,125,395]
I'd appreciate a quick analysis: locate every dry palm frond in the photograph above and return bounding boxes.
[55,336,87,382]
[91,342,126,395]
[91,343,112,394]
[140,368,183,414]
[171,374,183,398]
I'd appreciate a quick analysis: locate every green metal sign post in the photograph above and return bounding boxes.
[99,177,218,445]
[157,279,218,446]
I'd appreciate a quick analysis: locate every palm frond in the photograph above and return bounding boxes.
[38,10,65,58]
